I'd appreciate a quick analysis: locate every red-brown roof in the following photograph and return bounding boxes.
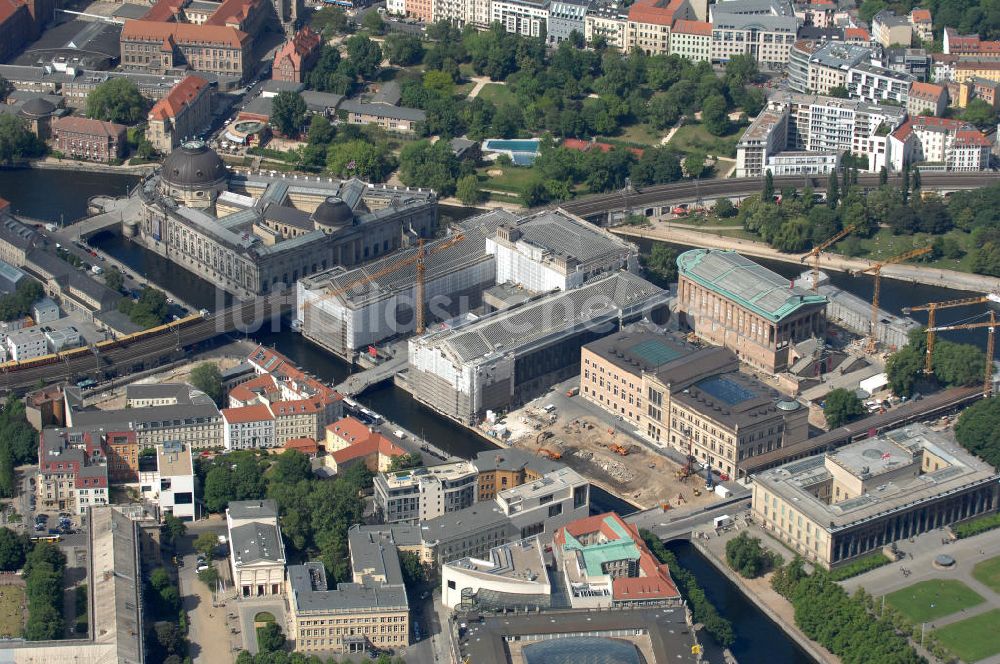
[272,399,323,416]
[628,0,685,26]
[142,0,185,22]
[282,437,318,455]
[0,198,9,215]
[844,27,870,41]
[909,81,945,101]
[330,434,405,464]
[122,20,249,47]
[672,19,712,36]
[0,0,27,24]
[956,129,992,147]
[326,416,375,445]
[274,25,321,69]
[53,116,127,138]
[222,403,274,424]
[910,8,931,22]
[205,0,259,26]
[149,75,209,121]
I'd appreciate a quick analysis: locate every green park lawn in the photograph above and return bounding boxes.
[934,609,1000,662]
[885,579,985,623]
[828,227,975,272]
[476,165,536,195]
[477,83,516,106]
[973,555,1000,594]
[0,586,24,639]
[667,122,742,159]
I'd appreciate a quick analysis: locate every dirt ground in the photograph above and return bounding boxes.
[500,399,717,511]
[89,355,246,410]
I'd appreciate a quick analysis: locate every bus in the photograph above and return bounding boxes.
[30,535,62,544]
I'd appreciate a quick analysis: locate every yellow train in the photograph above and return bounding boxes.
[0,314,203,374]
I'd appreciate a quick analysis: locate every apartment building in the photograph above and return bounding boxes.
[884,47,932,81]
[871,9,912,48]
[147,75,213,154]
[889,115,992,172]
[374,461,479,524]
[907,80,948,116]
[677,249,827,374]
[431,0,489,27]
[846,62,913,105]
[909,8,932,42]
[584,3,629,50]
[490,0,549,37]
[272,26,321,83]
[626,0,694,56]
[105,431,139,483]
[120,22,251,80]
[227,500,286,597]
[709,0,798,69]
[51,116,127,163]
[753,425,999,568]
[670,19,712,61]
[125,382,202,408]
[222,404,276,450]
[788,41,872,94]
[472,448,561,502]
[943,27,1000,57]
[286,526,410,656]
[734,106,788,177]
[957,77,1000,109]
[37,428,109,515]
[547,0,590,44]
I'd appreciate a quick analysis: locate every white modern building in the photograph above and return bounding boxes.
[6,327,47,361]
[490,0,550,36]
[846,62,914,105]
[32,297,59,324]
[138,441,196,521]
[765,150,840,175]
[889,116,992,172]
[788,41,873,95]
[374,461,479,524]
[227,500,287,597]
[441,537,550,609]
[709,0,799,69]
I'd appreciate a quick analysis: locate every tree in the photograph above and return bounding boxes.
[271,91,307,138]
[189,362,223,406]
[86,78,145,124]
[879,166,888,185]
[827,170,839,209]
[0,115,46,165]
[306,114,335,146]
[955,397,1000,468]
[197,566,220,589]
[270,450,313,485]
[345,35,383,80]
[647,94,681,130]
[326,140,395,181]
[684,152,709,178]
[762,170,774,202]
[455,174,484,205]
[713,198,736,219]
[963,98,998,127]
[422,70,455,96]
[118,286,168,328]
[701,95,729,136]
[0,76,11,103]
[642,244,677,286]
[310,6,351,36]
[725,532,779,578]
[362,10,385,34]
[724,53,758,88]
[823,388,865,428]
[828,85,849,99]
[387,453,422,472]
[104,269,125,293]
[155,622,187,659]
[0,279,44,322]
[384,34,424,66]
[629,147,682,186]
[161,514,187,548]
[398,140,460,196]
[933,340,984,386]
[194,532,218,559]
[0,528,28,571]
[399,550,426,589]
[257,622,286,653]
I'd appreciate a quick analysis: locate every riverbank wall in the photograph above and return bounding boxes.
[691,538,839,664]
[2,159,157,176]
[616,225,1000,294]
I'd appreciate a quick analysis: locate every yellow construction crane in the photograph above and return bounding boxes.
[853,246,933,354]
[303,233,466,334]
[926,311,997,398]
[800,224,857,291]
[902,295,990,374]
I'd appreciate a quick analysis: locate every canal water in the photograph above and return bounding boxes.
[17,168,994,663]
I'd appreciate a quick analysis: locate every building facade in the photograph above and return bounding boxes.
[147,75,213,154]
[889,115,992,172]
[374,461,479,524]
[52,116,127,163]
[669,19,712,61]
[752,425,999,568]
[677,249,827,374]
[272,26,321,83]
[227,500,286,597]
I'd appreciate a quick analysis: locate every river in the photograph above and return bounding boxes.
[14,167,993,663]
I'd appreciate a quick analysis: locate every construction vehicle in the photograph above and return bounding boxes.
[301,233,466,335]
[903,295,991,374]
[800,223,857,291]
[566,386,579,397]
[537,448,562,460]
[851,245,933,354]
[609,444,629,456]
[926,310,997,398]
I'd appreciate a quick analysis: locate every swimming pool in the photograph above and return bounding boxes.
[482,138,541,166]
[483,139,541,152]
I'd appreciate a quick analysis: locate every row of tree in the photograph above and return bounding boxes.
[0,396,40,499]
[771,557,924,664]
[0,280,43,323]
[886,328,985,397]
[146,566,190,664]
[24,542,66,640]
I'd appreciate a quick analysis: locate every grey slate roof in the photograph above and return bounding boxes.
[228,499,279,521]
[231,522,284,565]
[288,562,408,613]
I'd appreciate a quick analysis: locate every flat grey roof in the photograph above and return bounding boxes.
[228,499,279,520]
[288,563,408,613]
[231,522,284,565]
[473,447,561,474]
[420,502,514,545]
[348,526,405,585]
[584,329,695,374]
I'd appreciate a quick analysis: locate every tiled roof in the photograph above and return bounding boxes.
[909,81,945,101]
[672,19,712,35]
[331,434,405,464]
[0,0,26,23]
[205,0,260,26]
[282,437,318,454]
[326,416,374,444]
[142,0,185,22]
[909,8,931,22]
[121,20,249,47]
[844,27,870,41]
[628,0,685,26]
[53,116,126,138]
[222,403,274,424]
[274,26,321,69]
[149,75,209,121]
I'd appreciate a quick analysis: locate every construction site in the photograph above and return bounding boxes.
[490,378,722,512]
